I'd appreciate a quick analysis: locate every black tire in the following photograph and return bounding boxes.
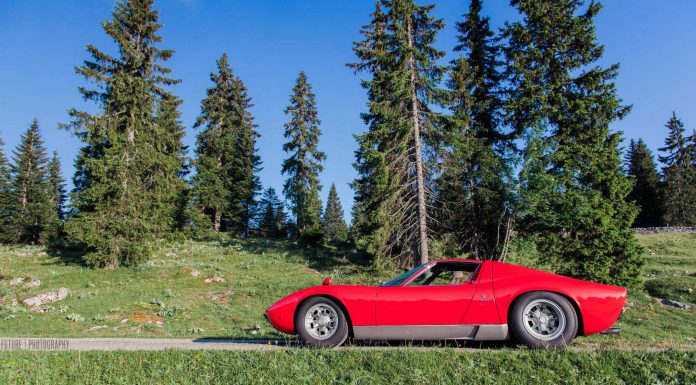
[295,296,349,348]
[509,291,578,349]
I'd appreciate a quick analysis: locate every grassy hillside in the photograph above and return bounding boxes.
[0,350,693,385]
[641,232,696,304]
[0,233,694,348]
[0,238,385,340]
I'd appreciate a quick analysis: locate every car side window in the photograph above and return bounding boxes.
[407,262,479,286]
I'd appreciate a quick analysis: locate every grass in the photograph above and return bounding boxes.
[0,237,386,340]
[574,233,696,349]
[0,349,693,384]
[0,233,694,349]
[0,233,694,383]
[640,232,696,304]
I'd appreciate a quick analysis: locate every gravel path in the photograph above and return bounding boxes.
[0,337,693,352]
[0,338,285,351]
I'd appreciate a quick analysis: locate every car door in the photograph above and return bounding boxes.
[375,261,481,326]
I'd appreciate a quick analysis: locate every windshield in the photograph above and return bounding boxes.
[380,263,428,286]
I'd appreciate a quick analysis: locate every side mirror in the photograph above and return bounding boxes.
[322,276,332,286]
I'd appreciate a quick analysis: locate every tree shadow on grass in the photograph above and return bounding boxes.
[38,235,372,271]
[42,245,88,267]
[295,242,372,272]
[206,236,372,272]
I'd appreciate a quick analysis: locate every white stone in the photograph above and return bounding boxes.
[23,288,70,311]
[204,276,225,283]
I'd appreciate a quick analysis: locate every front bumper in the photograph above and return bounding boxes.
[264,303,296,335]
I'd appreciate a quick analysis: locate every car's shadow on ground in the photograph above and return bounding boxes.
[192,337,516,350]
[345,339,515,350]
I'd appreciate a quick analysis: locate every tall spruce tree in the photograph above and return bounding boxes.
[46,151,67,244]
[258,187,285,238]
[348,2,389,261]
[192,53,261,235]
[151,94,189,233]
[232,83,262,236]
[689,130,696,168]
[274,196,288,239]
[503,0,642,286]
[438,0,511,260]
[625,139,662,227]
[47,152,67,221]
[0,135,14,243]
[281,71,325,241]
[322,184,348,243]
[10,120,52,244]
[658,113,695,226]
[349,0,444,267]
[63,0,183,266]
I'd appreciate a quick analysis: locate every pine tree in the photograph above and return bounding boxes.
[47,152,67,221]
[349,0,444,267]
[323,184,348,243]
[231,79,262,236]
[348,2,390,261]
[275,200,288,239]
[658,113,695,226]
[63,0,182,266]
[347,199,364,246]
[259,187,277,237]
[625,139,662,227]
[281,71,325,242]
[438,0,511,260]
[258,187,285,238]
[9,120,52,244]
[192,53,261,235]
[151,94,189,233]
[503,0,642,286]
[689,131,696,167]
[191,55,233,232]
[46,151,67,244]
[0,135,13,243]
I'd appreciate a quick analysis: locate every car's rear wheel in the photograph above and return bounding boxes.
[295,296,349,348]
[509,291,578,348]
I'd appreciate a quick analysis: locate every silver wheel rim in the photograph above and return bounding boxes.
[304,303,338,340]
[522,299,566,340]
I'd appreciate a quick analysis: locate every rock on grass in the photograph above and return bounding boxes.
[23,288,70,312]
[204,276,225,284]
[661,298,690,309]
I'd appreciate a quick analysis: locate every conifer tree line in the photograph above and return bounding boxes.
[1,0,693,287]
[347,0,693,286]
[625,113,696,227]
[0,121,66,245]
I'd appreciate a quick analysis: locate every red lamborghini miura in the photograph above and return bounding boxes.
[265,259,627,348]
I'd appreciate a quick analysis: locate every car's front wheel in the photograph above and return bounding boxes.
[295,296,349,348]
[509,291,578,348]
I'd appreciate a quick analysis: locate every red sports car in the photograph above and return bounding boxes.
[265,259,626,348]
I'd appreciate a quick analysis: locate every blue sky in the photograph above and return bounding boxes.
[1,0,694,220]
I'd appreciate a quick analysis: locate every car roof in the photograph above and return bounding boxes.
[431,258,485,264]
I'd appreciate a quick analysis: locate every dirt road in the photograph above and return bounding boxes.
[0,337,692,352]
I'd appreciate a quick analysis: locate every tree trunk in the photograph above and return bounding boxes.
[213,209,221,232]
[406,15,429,265]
